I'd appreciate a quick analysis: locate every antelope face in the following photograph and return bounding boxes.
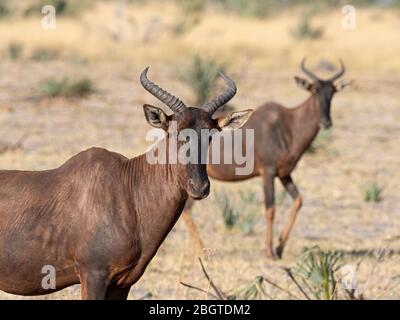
[295,58,351,130]
[144,105,252,200]
[309,80,336,129]
[172,108,215,199]
[141,68,252,200]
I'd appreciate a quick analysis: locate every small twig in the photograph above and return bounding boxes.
[343,287,358,300]
[255,280,274,300]
[198,258,227,299]
[138,292,152,300]
[284,268,312,300]
[180,258,228,300]
[331,273,339,300]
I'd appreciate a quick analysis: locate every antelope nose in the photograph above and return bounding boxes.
[188,179,210,199]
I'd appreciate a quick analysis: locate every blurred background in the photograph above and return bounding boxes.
[1,0,400,70]
[0,0,399,300]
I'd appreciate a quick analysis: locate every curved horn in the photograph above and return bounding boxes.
[301,57,319,81]
[140,67,187,113]
[328,59,345,82]
[202,71,237,115]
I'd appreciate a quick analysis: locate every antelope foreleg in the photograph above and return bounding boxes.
[276,176,302,258]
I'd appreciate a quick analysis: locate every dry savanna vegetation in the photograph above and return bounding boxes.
[0,0,399,299]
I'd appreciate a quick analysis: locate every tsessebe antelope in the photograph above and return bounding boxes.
[183,59,350,259]
[0,68,251,299]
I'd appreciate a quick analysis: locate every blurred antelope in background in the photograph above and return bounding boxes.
[183,58,351,259]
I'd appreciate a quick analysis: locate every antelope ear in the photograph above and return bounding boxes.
[335,79,352,92]
[294,76,312,91]
[217,109,253,131]
[143,104,169,130]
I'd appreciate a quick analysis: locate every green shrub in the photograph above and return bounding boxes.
[25,0,89,17]
[215,188,260,234]
[180,55,226,105]
[41,77,94,98]
[173,0,204,35]
[31,48,59,62]
[215,0,272,18]
[176,0,205,15]
[292,13,323,40]
[364,182,383,202]
[237,189,259,235]
[0,1,9,19]
[215,189,238,229]
[6,43,23,60]
[307,129,331,154]
[290,246,343,300]
[68,55,89,65]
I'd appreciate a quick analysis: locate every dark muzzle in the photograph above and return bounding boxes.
[187,178,210,200]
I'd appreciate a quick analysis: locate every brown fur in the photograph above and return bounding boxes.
[0,146,190,298]
[0,71,251,299]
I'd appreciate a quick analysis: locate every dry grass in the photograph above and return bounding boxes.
[0,2,399,71]
[0,61,399,299]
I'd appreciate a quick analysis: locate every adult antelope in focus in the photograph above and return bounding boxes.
[0,68,251,299]
[183,59,350,259]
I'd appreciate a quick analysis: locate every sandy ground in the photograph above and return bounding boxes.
[0,60,398,299]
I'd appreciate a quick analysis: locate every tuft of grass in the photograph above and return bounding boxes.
[24,0,89,17]
[237,189,259,235]
[292,13,323,40]
[174,0,204,35]
[6,42,23,60]
[215,188,260,234]
[215,0,272,18]
[176,0,205,15]
[213,0,400,18]
[179,55,226,105]
[41,77,94,99]
[173,17,201,35]
[215,190,238,229]
[364,182,383,203]
[307,129,331,154]
[31,48,59,62]
[0,1,9,19]
[68,55,89,65]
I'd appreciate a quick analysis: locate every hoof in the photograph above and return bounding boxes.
[275,245,284,259]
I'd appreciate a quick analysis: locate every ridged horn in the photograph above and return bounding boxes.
[328,59,346,82]
[301,57,319,81]
[201,71,237,115]
[140,67,186,113]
